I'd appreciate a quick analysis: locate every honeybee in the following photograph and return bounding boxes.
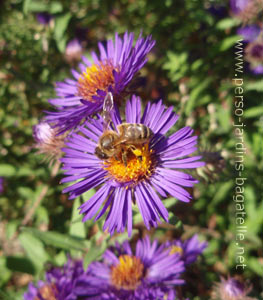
[95,123,153,166]
[95,93,153,166]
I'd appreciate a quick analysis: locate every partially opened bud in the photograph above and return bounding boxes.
[211,277,255,300]
[230,0,263,24]
[245,39,263,66]
[33,121,66,163]
[65,39,83,63]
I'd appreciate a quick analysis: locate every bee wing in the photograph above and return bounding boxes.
[102,92,114,131]
[112,138,129,147]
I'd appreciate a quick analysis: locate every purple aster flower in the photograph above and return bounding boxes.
[0,177,4,194]
[245,38,263,63]
[33,120,66,162]
[61,96,204,235]
[46,32,155,133]
[24,258,95,300]
[211,277,255,300]
[165,234,207,266]
[65,38,83,63]
[237,26,263,75]
[33,121,54,144]
[244,35,263,74]
[237,25,261,42]
[36,12,53,26]
[250,63,263,74]
[230,0,248,14]
[230,0,262,23]
[83,236,185,299]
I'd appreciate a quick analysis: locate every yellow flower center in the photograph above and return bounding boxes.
[34,284,57,300]
[103,144,155,183]
[111,255,144,290]
[169,245,183,256]
[77,61,115,102]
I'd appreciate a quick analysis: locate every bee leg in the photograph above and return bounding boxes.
[122,150,128,167]
[129,145,136,151]
[114,154,120,161]
[129,145,143,163]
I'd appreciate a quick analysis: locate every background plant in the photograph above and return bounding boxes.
[0,0,262,299]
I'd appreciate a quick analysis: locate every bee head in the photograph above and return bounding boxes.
[95,147,109,160]
[100,132,118,150]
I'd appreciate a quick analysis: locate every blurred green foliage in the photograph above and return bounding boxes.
[0,0,262,298]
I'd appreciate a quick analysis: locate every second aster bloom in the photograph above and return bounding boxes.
[84,236,185,299]
[33,120,66,162]
[211,277,255,300]
[65,38,83,63]
[230,0,263,23]
[61,96,204,235]
[245,38,263,67]
[237,26,263,74]
[237,25,261,43]
[230,0,248,14]
[24,258,96,300]
[165,234,208,266]
[47,32,155,133]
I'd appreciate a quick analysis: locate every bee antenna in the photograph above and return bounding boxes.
[102,92,114,130]
[103,92,114,112]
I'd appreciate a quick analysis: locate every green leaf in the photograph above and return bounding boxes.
[109,231,136,246]
[244,106,263,118]
[246,80,263,92]
[219,36,240,51]
[210,181,233,206]
[69,197,86,239]
[19,232,50,273]
[83,243,107,269]
[0,257,12,286]
[5,221,19,240]
[49,2,63,14]
[35,206,49,225]
[133,209,143,224]
[0,289,14,300]
[191,59,203,71]
[22,228,88,251]
[16,166,34,177]
[185,77,212,115]
[6,256,35,274]
[23,0,49,13]
[18,187,35,199]
[54,13,71,52]
[248,257,263,276]
[163,51,188,82]
[56,36,67,53]
[23,0,31,14]
[163,197,177,209]
[245,190,263,235]
[216,105,231,132]
[216,18,240,30]
[53,251,67,266]
[0,164,16,177]
[168,212,182,227]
